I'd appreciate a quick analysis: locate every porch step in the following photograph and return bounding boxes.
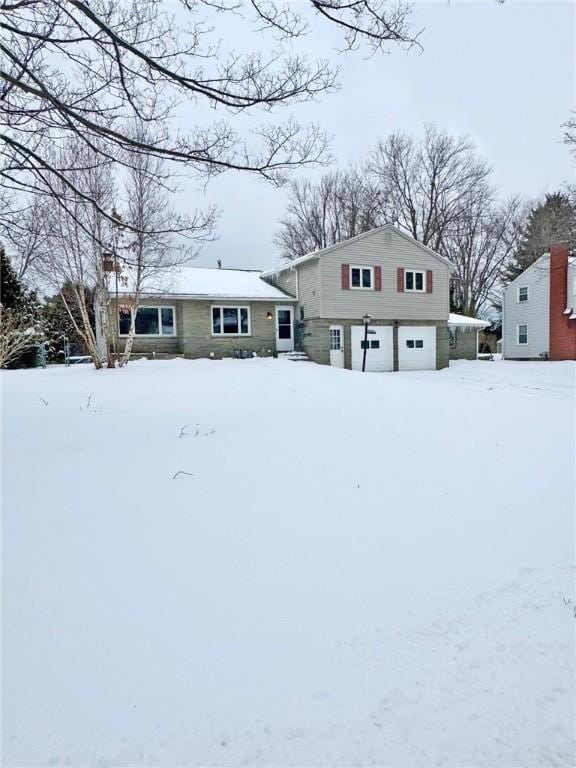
[279,351,312,362]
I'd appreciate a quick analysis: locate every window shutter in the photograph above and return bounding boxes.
[374,266,382,291]
[426,270,433,293]
[397,268,404,292]
[341,264,350,290]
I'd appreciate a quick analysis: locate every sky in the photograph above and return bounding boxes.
[174,0,575,272]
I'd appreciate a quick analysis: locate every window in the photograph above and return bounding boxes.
[405,339,424,349]
[212,306,250,335]
[405,270,425,292]
[118,306,176,336]
[518,324,528,345]
[350,266,373,289]
[449,328,457,348]
[518,286,529,302]
[329,328,341,350]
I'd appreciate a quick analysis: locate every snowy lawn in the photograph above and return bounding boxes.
[2,358,575,767]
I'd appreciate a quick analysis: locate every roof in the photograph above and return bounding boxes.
[448,313,491,328]
[118,267,296,302]
[261,224,454,277]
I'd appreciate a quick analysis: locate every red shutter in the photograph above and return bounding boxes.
[341,264,350,290]
[374,266,382,291]
[426,270,433,293]
[397,268,404,292]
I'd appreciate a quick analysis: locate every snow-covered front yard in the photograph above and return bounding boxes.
[2,358,575,767]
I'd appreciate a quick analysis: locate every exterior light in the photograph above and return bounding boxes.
[363,313,372,325]
[266,312,273,320]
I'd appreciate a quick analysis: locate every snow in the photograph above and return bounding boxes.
[448,312,491,328]
[118,267,295,301]
[2,358,575,766]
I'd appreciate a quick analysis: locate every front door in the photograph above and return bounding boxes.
[329,325,344,367]
[275,306,294,352]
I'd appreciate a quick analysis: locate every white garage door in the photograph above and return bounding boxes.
[398,326,436,371]
[351,326,393,371]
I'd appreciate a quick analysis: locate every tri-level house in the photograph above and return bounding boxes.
[502,243,576,361]
[103,224,463,370]
[261,224,452,371]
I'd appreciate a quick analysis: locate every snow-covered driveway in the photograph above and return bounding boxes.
[2,358,575,766]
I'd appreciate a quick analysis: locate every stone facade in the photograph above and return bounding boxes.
[109,298,283,359]
[299,317,449,370]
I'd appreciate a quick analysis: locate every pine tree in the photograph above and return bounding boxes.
[504,193,576,283]
[0,244,42,367]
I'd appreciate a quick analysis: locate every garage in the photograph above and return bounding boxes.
[398,326,436,371]
[351,326,393,371]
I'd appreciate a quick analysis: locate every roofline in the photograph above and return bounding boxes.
[261,224,454,277]
[504,252,549,290]
[448,313,491,328]
[116,292,297,302]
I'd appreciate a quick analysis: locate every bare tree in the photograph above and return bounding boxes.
[444,196,524,315]
[1,0,419,227]
[367,125,492,253]
[33,141,118,368]
[563,114,576,159]
[117,138,216,366]
[275,167,384,259]
[0,197,50,281]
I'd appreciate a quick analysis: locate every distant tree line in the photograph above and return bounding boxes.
[276,126,576,316]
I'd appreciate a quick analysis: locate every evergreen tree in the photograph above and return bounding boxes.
[504,193,576,282]
[0,245,42,368]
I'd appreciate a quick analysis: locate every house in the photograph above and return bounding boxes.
[261,224,452,371]
[502,243,576,360]
[102,224,455,370]
[448,313,491,360]
[103,268,297,359]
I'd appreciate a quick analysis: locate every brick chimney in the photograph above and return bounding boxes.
[549,243,576,360]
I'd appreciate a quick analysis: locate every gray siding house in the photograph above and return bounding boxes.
[261,225,452,371]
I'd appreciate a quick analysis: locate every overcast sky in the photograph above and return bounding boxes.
[177,0,575,272]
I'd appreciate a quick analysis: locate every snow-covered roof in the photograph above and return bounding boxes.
[261,224,453,278]
[448,313,491,328]
[118,268,296,302]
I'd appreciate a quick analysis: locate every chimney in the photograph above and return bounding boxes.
[549,243,576,360]
[217,259,222,269]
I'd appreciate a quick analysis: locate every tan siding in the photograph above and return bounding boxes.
[298,259,321,318]
[264,269,297,297]
[299,229,449,320]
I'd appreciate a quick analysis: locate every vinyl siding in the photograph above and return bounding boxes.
[266,268,297,298]
[300,229,450,320]
[503,255,550,359]
[568,256,576,312]
[297,259,321,319]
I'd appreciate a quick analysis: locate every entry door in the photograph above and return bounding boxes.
[329,325,344,367]
[275,306,294,352]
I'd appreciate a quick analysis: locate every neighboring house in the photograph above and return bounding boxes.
[261,224,452,371]
[448,313,491,360]
[502,243,576,360]
[101,268,297,359]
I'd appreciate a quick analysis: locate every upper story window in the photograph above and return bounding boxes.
[517,324,528,345]
[405,270,425,292]
[118,306,175,336]
[350,266,373,290]
[518,286,529,302]
[212,306,250,336]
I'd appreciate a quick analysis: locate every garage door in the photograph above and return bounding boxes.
[398,326,436,371]
[351,326,393,371]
